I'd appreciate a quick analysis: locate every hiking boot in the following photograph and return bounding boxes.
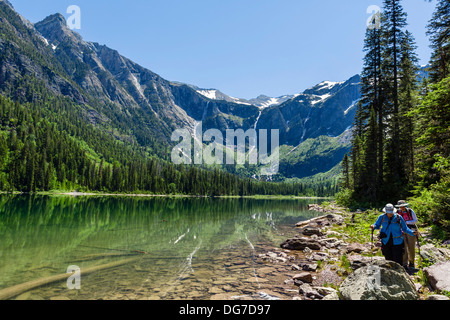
[408,262,415,269]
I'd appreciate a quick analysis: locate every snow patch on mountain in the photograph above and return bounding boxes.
[344,99,359,115]
[311,93,332,105]
[317,80,344,89]
[197,89,217,100]
[257,97,283,109]
[130,73,145,99]
[196,89,253,106]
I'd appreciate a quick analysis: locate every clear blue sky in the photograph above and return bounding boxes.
[9,0,435,99]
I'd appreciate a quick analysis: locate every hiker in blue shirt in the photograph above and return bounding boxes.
[370,203,419,266]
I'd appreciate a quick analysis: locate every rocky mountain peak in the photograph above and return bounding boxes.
[0,0,13,9]
[35,13,67,31]
[34,13,83,46]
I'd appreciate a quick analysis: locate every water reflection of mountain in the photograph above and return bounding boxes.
[0,195,324,289]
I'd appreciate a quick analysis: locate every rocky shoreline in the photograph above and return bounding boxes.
[257,202,450,300]
[5,202,448,301]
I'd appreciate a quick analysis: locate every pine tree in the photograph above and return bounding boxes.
[427,0,450,82]
[381,0,408,183]
[412,0,450,190]
[412,77,450,187]
[361,25,383,116]
[0,133,8,170]
[398,30,419,184]
[360,108,379,200]
[361,24,385,191]
[409,75,450,232]
[350,134,363,197]
[24,142,36,192]
[340,153,350,190]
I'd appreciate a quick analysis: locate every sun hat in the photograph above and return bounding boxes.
[383,203,397,214]
[395,200,409,208]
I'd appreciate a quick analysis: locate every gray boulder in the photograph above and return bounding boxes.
[427,294,450,300]
[293,272,313,284]
[424,261,450,293]
[281,237,322,251]
[326,214,345,225]
[322,291,340,300]
[339,260,420,300]
[347,255,385,270]
[301,262,318,272]
[296,213,344,229]
[420,244,450,264]
[346,242,368,254]
[299,226,324,236]
[319,237,345,249]
[298,283,322,299]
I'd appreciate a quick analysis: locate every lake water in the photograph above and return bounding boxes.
[0,195,325,300]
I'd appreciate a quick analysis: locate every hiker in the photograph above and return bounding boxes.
[395,200,418,269]
[370,203,419,266]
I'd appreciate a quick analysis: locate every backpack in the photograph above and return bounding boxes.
[398,208,413,222]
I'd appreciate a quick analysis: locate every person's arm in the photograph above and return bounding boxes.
[371,215,383,230]
[409,209,418,225]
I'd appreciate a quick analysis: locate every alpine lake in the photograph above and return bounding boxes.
[0,194,326,300]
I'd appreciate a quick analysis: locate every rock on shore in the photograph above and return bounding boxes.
[339,260,420,300]
[424,261,450,293]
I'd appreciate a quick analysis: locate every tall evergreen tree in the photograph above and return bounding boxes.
[350,134,363,198]
[340,153,350,190]
[381,0,408,183]
[412,77,450,187]
[427,0,450,82]
[361,26,383,125]
[0,133,8,169]
[348,100,365,198]
[360,108,379,200]
[398,30,419,184]
[361,24,385,192]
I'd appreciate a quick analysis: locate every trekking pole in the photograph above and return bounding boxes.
[370,226,374,263]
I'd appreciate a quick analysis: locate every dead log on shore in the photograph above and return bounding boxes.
[295,216,327,228]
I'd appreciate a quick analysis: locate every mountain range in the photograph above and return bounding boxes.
[0,0,360,182]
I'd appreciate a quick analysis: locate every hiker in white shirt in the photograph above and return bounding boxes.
[395,200,419,269]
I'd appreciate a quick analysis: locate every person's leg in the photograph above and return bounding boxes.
[402,234,409,266]
[407,234,416,267]
[382,238,394,261]
[392,242,405,266]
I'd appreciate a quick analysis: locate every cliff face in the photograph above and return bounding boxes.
[255,76,360,147]
[0,1,359,180]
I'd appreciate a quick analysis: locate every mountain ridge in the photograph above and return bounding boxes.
[0,2,359,182]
